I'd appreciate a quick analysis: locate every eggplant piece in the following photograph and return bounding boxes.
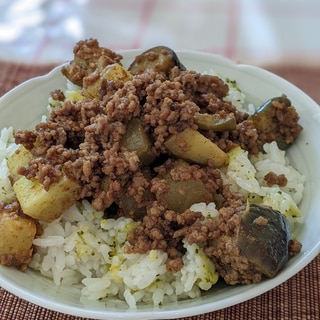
[61,39,122,86]
[83,63,132,99]
[155,160,215,213]
[118,188,154,220]
[248,95,302,150]
[118,170,155,220]
[194,112,236,131]
[164,127,228,167]
[128,46,186,75]
[237,203,291,278]
[120,118,155,166]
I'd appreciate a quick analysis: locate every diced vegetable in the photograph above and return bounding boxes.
[128,46,186,75]
[155,160,215,213]
[162,178,214,213]
[120,118,155,166]
[164,127,228,167]
[249,95,302,149]
[13,175,81,223]
[194,112,236,131]
[8,145,81,222]
[101,63,132,83]
[61,38,122,87]
[237,203,291,278]
[0,207,37,270]
[7,145,33,183]
[116,168,154,220]
[119,188,154,220]
[83,63,132,98]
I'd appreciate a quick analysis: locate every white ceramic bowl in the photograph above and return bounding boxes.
[0,50,320,319]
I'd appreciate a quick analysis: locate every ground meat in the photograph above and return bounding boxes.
[167,186,302,284]
[254,215,268,226]
[264,172,288,187]
[125,201,204,271]
[0,200,20,212]
[13,40,303,279]
[15,66,235,210]
[50,89,65,101]
[170,199,267,285]
[204,119,259,155]
[61,38,122,86]
[104,82,141,123]
[0,252,33,272]
[170,69,229,101]
[140,72,200,152]
[205,236,264,285]
[288,239,303,257]
[19,158,63,190]
[253,96,303,150]
[166,257,184,273]
[125,183,248,276]
[186,205,277,285]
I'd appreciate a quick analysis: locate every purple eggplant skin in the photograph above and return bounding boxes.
[128,46,186,75]
[248,95,302,150]
[237,203,291,278]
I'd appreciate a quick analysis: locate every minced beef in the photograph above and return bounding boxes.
[61,38,122,86]
[125,201,204,272]
[250,95,303,150]
[14,66,236,204]
[264,172,288,187]
[50,89,65,101]
[13,39,302,282]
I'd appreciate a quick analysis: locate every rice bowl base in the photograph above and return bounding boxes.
[0,50,320,319]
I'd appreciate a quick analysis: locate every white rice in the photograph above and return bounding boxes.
[223,142,305,227]
[0,127,19,203]
[223,81,247,112]
[0,77,305,309]
[30,200,219,308]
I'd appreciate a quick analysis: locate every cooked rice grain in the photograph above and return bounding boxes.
[0,127,19,202]
[30,200,220,307]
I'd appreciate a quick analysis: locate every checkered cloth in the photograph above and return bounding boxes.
[1,0,320,65]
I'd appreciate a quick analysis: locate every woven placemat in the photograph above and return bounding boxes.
[1,255,320,320]
[0,60,319,320]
